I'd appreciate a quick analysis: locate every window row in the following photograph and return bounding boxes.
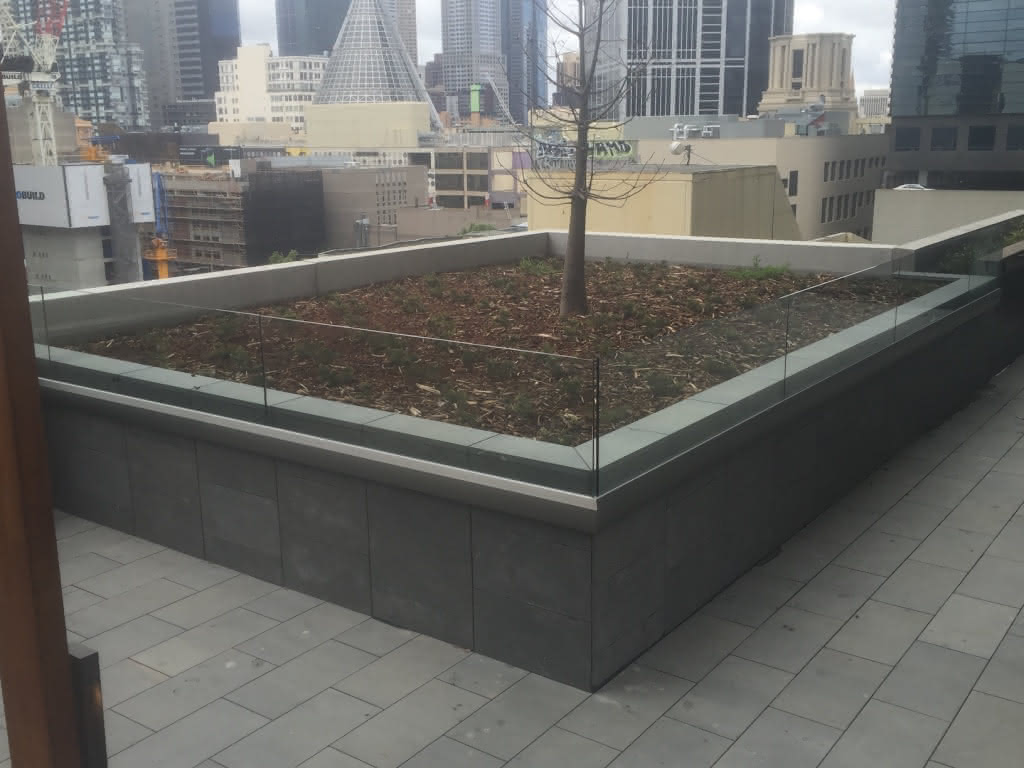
[819,190,875,224]
[823,156,886,183]
[893,124,1024,152]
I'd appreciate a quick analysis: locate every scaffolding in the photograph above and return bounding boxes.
[162,173,248,272]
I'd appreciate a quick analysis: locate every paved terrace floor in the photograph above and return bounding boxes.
[8,360,1024,768]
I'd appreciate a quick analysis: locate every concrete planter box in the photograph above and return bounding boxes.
[36,222,1024,689]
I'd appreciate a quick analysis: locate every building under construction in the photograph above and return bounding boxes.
[162,171,248,273]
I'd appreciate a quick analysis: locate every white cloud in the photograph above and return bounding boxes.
[794,0,896,91]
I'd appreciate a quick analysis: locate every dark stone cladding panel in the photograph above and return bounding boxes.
[278,462,371,613]
[367,483,473,647]
[126,427,204,557]
[473,587,592,689]
[472,508,592,621]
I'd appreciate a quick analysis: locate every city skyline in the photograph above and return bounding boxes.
[237,0,898,91]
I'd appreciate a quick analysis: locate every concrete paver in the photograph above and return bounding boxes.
[12,354,1024,767]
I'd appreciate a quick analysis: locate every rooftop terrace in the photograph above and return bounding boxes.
[5,353,1024,768]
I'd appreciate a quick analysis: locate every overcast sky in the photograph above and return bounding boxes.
[238,0,894,91]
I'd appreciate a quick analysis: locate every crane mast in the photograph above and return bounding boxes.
[0,0,70,166]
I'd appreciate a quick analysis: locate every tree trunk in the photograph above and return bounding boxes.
[561,123,590,317]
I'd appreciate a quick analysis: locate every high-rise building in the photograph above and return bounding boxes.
[860,89,890,118]
[593,0,793,119]
[9,0,149,127]
[425,52,445,89]
[124,0,241,127]
[887,0,1024,189]
[216,44,326,128]
[758,34,858,120]
[277,0,416,62]
[554,51,580,107]
[442,0,508,117]
[502,0,548,121]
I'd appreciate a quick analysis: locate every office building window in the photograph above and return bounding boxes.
[830,161,837,181]
[821,198,827,223]
[827,196,834,222]
[894,126,921,151]
[788,170,799,196]
[823,162,829,182]
[1008,125,1024,151]
[968,126,996,151]
[931,126,957,151]
[791,203,797,216]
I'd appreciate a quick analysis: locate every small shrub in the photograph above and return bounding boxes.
[486,360,514,379]
[704,358,740,378]
[401,296,425,313]
[458,222,497,237]
[511,393,536,420]
[646,372,677,398]
[519,257,559,277]
[427,314,455,338]
[559,376,584,403]
[386,346,414,367]
[728,256,789,281]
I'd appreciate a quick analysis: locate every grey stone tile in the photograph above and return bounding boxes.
[299,749,376,768]
[447,674,588,760]
[733,607,844,674]
[108,699,267,768]
[55,512,99,540]
[944,498,1019,536]
[820,699,948,768]
[756,533,836,583]
[336,618,417,657]
[701,571,803,628]
[714,708,840,768]
[903,473,976,510]
[911,525,993,571]
[100,659,169,709]
[639,613,752,682]
[62,585,104,615]
[216,690,378,768]
[243,588,323,622]
[835,531,919,577]
[236,603,366,666]
[559,664,693,751]
[66,579,195,638]
[934,692,1024,768]
[336,635,468,709]
[934,450,998,484]
[200,481,283,583]
[104,711,152,757]
[872,499,951,540]
[151,575,278,629]
[773,648,890,729]
[876,641,986,721]
[115,650,272,730]
[957,554,1024,608]
[961,469,1024,515]
[227,640,376,719]
[0,730,7,763]
[59,552,121,587]
[827,599,932,665]
[165,560,238,591]
[400,738,502,768]
[921,594,1017,658]
[336,680,486,768]
[975,634,1024,704]
[787,565,885,621]
[88,615,184,669]
[77,549,195,598]
[667,655,792,739]
[607,717,728,768]
[507,728,618,768]
[94,537,167,566]
[1011,608,1024,638]
[132,608,278,676]
[57,526,132,563]
[873,559,966,614]
[959,426,1022,460]
[437,653,529,699]
[988,517,1024,562]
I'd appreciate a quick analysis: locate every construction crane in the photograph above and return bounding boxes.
[144,173,176,280]
[0,0,70,166]
[485,75,517,126]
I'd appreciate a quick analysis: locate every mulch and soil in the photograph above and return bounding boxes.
[77,258,934,445]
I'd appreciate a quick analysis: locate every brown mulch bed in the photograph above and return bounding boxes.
[77,258,935,445]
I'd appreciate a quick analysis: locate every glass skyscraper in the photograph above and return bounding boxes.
[502,0,549,122]
[888,0,1024,189]
[593,0,792,119]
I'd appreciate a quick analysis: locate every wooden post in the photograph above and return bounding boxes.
[0,95,82,765]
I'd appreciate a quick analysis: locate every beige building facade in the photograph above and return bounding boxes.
[304,103,432,148]
[758,33,858,118]
[215,44,326,129]
[639,133,890,240]
[526,166,801,241]
[322,165,429,250]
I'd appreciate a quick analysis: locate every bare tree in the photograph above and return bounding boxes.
[507,0,659,317]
